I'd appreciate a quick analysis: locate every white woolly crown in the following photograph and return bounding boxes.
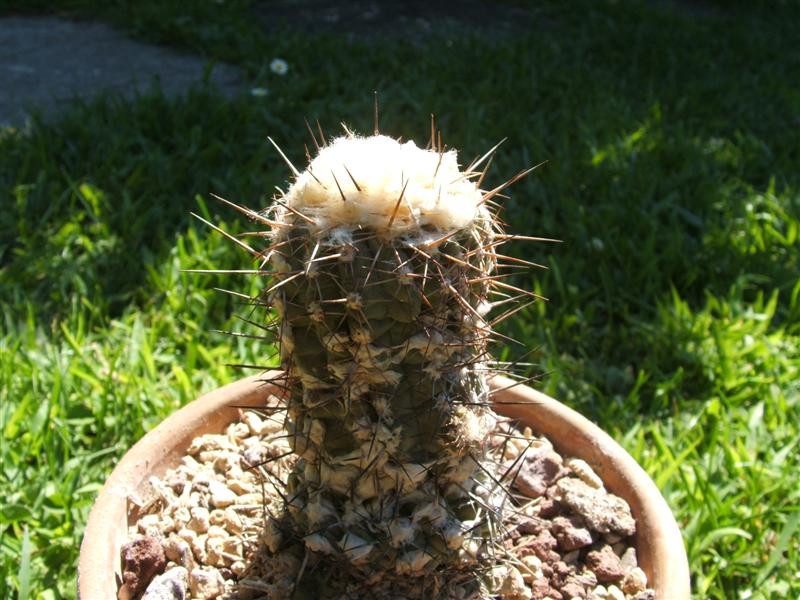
[282,135,482,235]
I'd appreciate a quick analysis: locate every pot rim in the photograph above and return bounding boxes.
[78,372,690,599]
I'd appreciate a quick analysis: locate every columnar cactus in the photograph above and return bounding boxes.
[237,130,537,598]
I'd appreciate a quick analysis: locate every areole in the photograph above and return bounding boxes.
[78,373,690,599]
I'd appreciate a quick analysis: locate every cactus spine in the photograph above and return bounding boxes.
[246,131,529,598]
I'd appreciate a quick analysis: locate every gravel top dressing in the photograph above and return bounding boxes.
[119,402,655,600]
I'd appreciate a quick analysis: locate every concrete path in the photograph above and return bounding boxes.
[0,16,243,126]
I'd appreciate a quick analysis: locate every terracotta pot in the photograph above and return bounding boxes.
[78,373,690,599]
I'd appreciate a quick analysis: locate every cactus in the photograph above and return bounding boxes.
[223,127,540,598]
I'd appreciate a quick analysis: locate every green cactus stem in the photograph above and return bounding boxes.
[233,131,540,598]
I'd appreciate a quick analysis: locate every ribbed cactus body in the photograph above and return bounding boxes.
[262,134,505,596]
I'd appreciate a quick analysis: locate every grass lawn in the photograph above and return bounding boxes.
[1,0,799,598]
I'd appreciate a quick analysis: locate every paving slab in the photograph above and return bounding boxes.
[0,16,244,126]
[252,0,533,40]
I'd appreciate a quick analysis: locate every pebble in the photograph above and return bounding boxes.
[160,516,175,535]
[243,445,267,467]
[551,515,594,551]
[513,449,565,498]
[173,507,190,529]
[565,458,603,489]
[553,559,575,580]
[188,491,206,509]
[190,534,208,563]
[497,565,530,600]
[262,415,285,435]
[177,528,196,543]
[189,566,225,599]
[181,455,201,470]
[163,535,195,571]
[205,537,229,567]
[227,421,251,440]
[141,566,188,600]
[188,507,210,533]
[223,536,243,558]
[149,476,179,503]
[224,508,243,534]
[606,584,625,600]
[207,525,228,539]
[209,480,238,508]
[166,477,186,496]
[538,496,561,518]
[505,434,548,460]
[212,451,241,473]
[519,554,543,583]
[556,478,636,536]
[209,509,225,526]
[138,514,162,534]
[520,529,560,563]
[121,536,166,599]
[140,524,164,540]
[529,577,562,600]
[585,545,626,583]
[621,567,648,595]
[228,478,255,495]
[241,411,264,436]
[235,492,265,507]
[572,569,598,588]
[517,516,544,535]
[188,434,235,455]
[560,580,586,598]
[619,546,638,572]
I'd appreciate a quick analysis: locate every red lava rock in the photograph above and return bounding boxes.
[556,477,636,536]
[513,450,566,498]
[531,529,558,558]
[537,528,558,549]
[552,560,575,580]
[530,578,563,600]
[585,544,626,583]
[547,560,577,592]
[516,516,544,535]
[523,529,560,564]
[551,515,594,551]
[121,536,167,598]
[537,496,561,518]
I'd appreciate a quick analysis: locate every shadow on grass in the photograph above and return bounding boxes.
[1,0,797,414]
